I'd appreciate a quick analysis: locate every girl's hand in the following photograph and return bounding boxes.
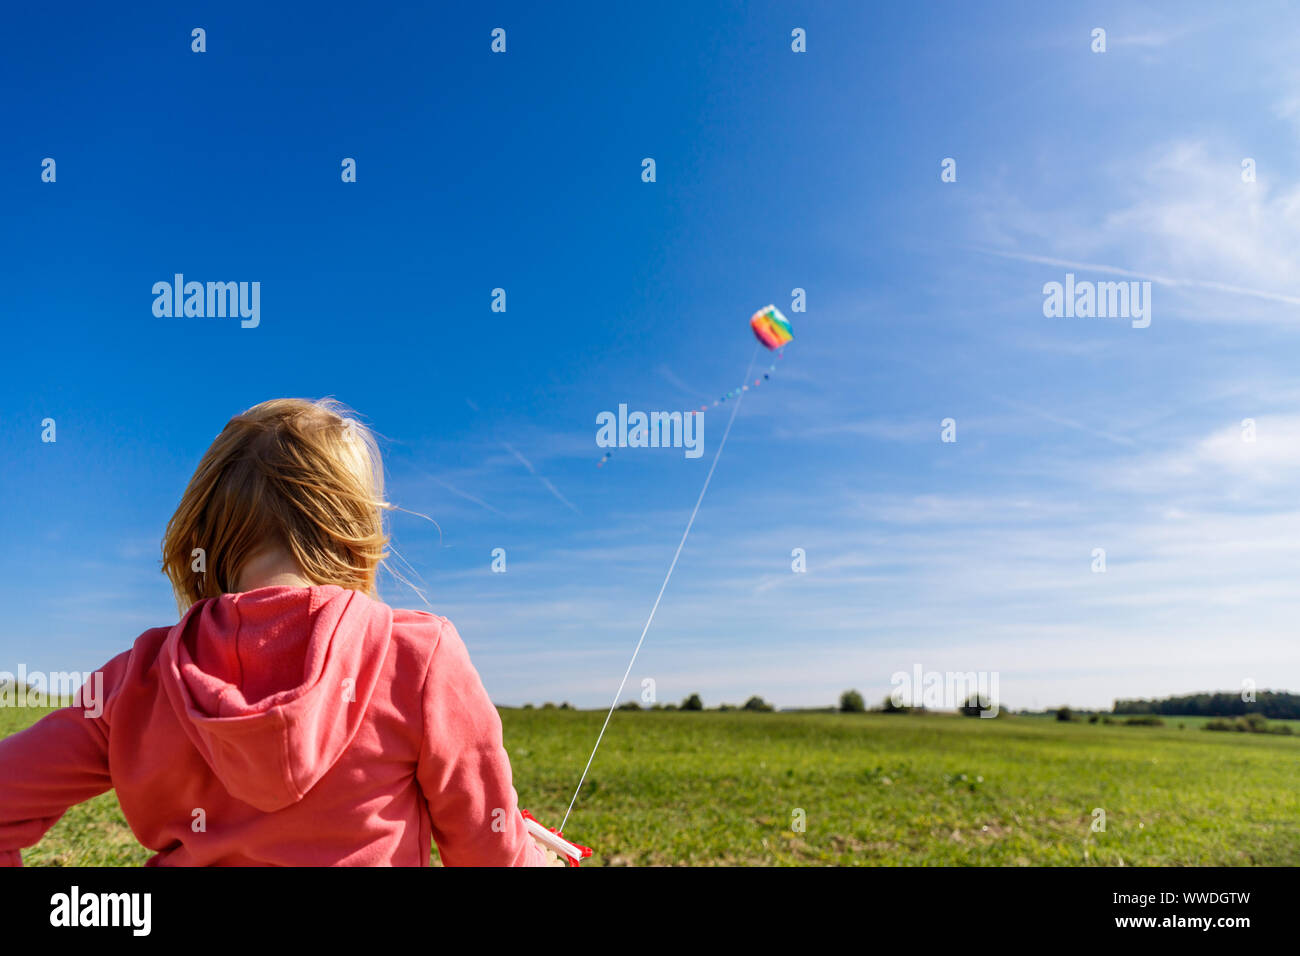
[532,835,568,866]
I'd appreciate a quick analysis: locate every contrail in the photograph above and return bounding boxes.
[656,364,711,401]
[974,247,1300,307]
[991,395,1137,447]
[502,443,581,515]
[424,472,507,517]
[560,344,761,832]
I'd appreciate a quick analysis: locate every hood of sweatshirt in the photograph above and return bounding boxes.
[158,585,394,812]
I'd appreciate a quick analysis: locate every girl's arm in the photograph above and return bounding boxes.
[415,619,549,867]
[0,658,124,865]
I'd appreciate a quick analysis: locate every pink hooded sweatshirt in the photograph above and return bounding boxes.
[0,585,548,866]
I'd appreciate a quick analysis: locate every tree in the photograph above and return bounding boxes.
[1113,690,1300,720]
[960,694,995,717]
[681,693,704,711]
[743,695,774,712]
[617,700,641,711]
[839,689,866,713]
[882,695,909,714]
[1056,706,1074,722]
[1124,715,1163,726]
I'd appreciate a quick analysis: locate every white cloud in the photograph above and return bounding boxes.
[1107,414,1300,494]
[974,140,1300,322]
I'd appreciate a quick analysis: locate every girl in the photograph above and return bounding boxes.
[0,398,559,866]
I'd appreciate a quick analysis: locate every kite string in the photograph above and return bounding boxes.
[559,343,762,832]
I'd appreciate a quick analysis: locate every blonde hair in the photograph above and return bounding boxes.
[162,398,391,613]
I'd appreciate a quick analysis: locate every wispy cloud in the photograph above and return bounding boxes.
[990,395,1137,447]
[975,248,1300,309]
[424,472,507,518]
[655,365,711,401]
[502,443,581,515]
[1103,414,1300,499]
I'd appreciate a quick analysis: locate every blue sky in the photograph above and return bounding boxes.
[4,1,1300,712]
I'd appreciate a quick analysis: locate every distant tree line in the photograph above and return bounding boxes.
[506,688,1300,720]
[1113,690,1300,719]
[523,692,778,712]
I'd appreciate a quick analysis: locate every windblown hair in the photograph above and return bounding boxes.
[162,398,391,613]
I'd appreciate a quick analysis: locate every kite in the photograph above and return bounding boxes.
[565,300,795,857]
[750,304,793,349]
[598,304,793,465]
[558,300,798,866]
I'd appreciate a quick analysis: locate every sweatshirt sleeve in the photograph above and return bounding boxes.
[415,619,549,867]
[0,655,125,866]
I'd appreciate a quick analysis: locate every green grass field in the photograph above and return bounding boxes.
[4,705,1298,866]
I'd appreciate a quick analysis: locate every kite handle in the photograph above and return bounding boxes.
[520,809,592,867]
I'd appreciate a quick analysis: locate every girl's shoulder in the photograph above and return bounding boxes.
[390,606,448,627]
[388,606,456,651]
[386,610,486,702]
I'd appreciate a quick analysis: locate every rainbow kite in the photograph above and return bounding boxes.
[750,304,793,349]
[598,302,792,466]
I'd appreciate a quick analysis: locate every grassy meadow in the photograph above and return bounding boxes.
[3,704,1297,866]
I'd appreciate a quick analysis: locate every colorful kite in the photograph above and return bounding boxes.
[566,301,796,852]
[598,303,793,466]
[750,304,793,349]
[702,304,791,411]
